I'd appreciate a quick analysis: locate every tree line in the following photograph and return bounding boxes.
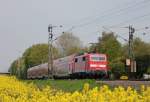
[9,32,150,79]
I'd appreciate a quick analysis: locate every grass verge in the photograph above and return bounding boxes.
[24,79,104,92]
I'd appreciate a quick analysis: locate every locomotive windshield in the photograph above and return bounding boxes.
[90,55,106,61]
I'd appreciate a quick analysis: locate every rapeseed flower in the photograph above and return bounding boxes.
[0,75,149,102]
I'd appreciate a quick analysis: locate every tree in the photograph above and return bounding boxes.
[21,43,58,78]
[9,60,18,75]
[123,37,150,78]
[23,43,59,68]
[97,32,124,62]
[135,55,150,78]
[9,57,25,79]
[9,43,59,79]
[93,32,125,78]
[55,32,83,56]
[133,38,150,57]
[123,37,150,57]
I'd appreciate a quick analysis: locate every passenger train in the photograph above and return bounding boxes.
[27,53,109,79]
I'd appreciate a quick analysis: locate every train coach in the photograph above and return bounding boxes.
[27,53,109,79]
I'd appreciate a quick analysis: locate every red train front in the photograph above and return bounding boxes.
[72,53,108,78]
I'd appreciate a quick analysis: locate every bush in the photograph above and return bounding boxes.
[110,61,126,79]
[135,55,150,78]
[147,67,150,74]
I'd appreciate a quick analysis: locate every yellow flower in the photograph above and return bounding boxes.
[0,75,149,102]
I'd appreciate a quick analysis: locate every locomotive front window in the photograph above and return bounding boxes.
[90,56,105,61]
[82,57,86,61]
[75,58,78,62]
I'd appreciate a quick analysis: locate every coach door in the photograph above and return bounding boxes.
[74,56,87,72]
[69,62,73,74]
[82,56,87,72]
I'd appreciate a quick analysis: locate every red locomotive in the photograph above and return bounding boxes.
[27,53,109,79]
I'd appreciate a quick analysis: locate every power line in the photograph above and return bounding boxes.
[102,25,149,42]
[66,0,150,31]
[102,26,128,42]
[65,0,139,26]
[135,26,150,32]
[99,2,150,27]
[109,12,150,28]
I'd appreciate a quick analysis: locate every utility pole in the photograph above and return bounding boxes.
[128,25,136,75]
[48,24,54,78]
[128,25,134,60]
[48,24,62,78]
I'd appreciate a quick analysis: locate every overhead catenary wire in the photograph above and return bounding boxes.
[103,24,150,43]
[65,0,150,31]
[102,26,128,42]
[64,0,139,27]
[109,12,150,28]
[100,4,150,28]
[87,12,150,39]
[60,0,150,46]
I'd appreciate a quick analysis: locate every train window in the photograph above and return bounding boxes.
[75,58,78,62]
[91,56,105,61]
[82,57,86,61]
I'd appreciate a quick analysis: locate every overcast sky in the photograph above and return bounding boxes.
[0,0,150,72]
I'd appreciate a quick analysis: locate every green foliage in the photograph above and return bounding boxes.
[24,79,103,92]
[22,43,59,78]
[147,67,150,74]
[133,38,150,57]
[89,44,97,53]
[23,44,48,68]
[95,32,125,78]
[133,38,150,77]
[56,32,83,56]
[110,61,126,79]
[97,32,123,62]
[123,37,150,57]
[67,46,82,55]
[9,57,26,79]
[9,60,18,75]
[123,38,150,78]
[9,57,25,79]
[9,43,59,79]
[135,55,150,77]
[23,43,59,68]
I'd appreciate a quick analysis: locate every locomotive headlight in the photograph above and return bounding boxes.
[90,64,97,67]
[99,65,106,67]
[90,64,106,67]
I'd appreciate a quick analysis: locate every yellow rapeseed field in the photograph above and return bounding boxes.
[0,75,150,102]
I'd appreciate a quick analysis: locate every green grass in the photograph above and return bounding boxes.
[24,79,105,92]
